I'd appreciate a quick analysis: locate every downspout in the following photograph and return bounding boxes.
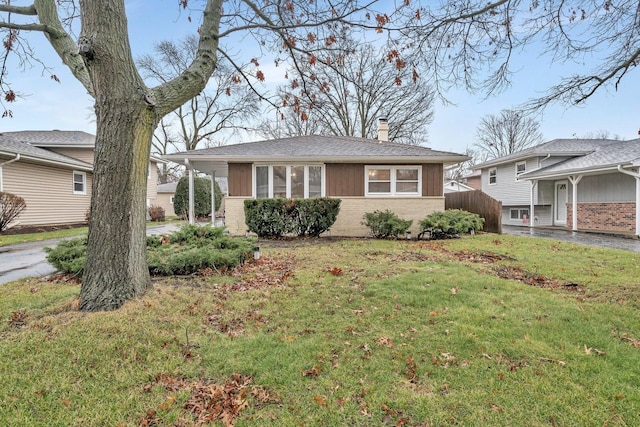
[568,175,583,231]
[617,165,640,236]
[529,180,537,229]
[185,159,195,225]
[0,154,20,191]
[0,153,20,167]
[211,171,216,226]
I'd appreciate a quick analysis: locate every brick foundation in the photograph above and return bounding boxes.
[565,202,636,232]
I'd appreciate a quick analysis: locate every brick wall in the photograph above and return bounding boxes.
[566,202,636,232]
[224,196,445,237]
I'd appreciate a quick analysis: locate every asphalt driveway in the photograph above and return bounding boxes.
[502,225,640,253]
[0,224,180,285]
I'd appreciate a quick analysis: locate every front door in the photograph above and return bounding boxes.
[554,181,568,225]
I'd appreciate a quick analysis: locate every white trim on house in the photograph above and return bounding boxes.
[515,161,526,179]
[73,170,87,195]
[252,163,326,199]
[364,165,422,197]
[488,167,497,185]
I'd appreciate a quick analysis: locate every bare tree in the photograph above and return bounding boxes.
[575,129,624,141]
[261,43,435,145]
[398,1,640,109]
[0,0,406,311]
[138,35,260,182]
[474,109,544,161]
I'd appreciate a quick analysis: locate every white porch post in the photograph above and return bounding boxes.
[211,172,216,226]
[529,180,537,228]
[568,175,583,231]
[617,166,640,236]
[188,164,195,225]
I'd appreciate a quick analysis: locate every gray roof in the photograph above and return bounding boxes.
[0,134,93,170]
[157,182,178,193]
[165,135,468,162]
[521,139,640,179]
[472,138,616,169]
[0,130,95,147]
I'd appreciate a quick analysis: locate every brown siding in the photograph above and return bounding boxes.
[423,163,443,196]
[326,163,365,196]
[228,163,252,197]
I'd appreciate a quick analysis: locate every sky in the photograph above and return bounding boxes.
[2,1,639,156]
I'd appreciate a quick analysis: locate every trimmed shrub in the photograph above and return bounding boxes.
[148,204,165,222]
[362,209,413,239]
[291,198,341,237]
[45,224,255,277]
[244,198,340,238]
[43,237,87,276]
[173,176,222,218]
[419,209,484,239]
[0,191,27,232]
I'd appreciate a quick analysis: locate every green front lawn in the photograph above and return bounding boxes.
[1,234,639,426]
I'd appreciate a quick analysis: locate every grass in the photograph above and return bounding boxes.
[1,233,640,426]
[0,220,185,247]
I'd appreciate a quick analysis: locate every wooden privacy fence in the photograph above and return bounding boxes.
[445,190,502,234]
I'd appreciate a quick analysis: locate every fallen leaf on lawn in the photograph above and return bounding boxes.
[376,336,393,347]
[302,366,322,378]
[450,287,458,294]
[313,395,327,406]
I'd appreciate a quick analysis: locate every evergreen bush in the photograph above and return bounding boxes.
[419,209,484,239]
[173,176,222,218]
[45,224,254,276]
[244,198,340,238]
[362,209,413,239]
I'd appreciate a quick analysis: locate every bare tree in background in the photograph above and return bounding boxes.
[397,1,640,109]
[138,35,260,183]
[261,43,435,145]
[474,110,544,161]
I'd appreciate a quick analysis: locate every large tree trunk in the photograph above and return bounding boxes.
[77,0,158,311]
[80,105,156,311]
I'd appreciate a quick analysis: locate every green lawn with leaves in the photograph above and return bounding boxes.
[1,234,639,426]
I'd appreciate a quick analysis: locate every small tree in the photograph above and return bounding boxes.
[173,176,222,219]
[0,192,26,232]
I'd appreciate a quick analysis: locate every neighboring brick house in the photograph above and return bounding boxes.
[472,138,640,236]
[0,130,164,229]
[165,121,469,237]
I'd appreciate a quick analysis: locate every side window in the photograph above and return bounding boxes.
[73,171,87,195]
[515,161,526,177]
[488,168,497,185]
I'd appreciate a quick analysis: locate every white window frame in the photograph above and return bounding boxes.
[169,196,174,205]
[0,166,3,191]
[509,208,529,220]
[252,164,325,199]
[364,165,422,197]
[488,167,497,185]
[515,161,526,178]
[73,171,87,195]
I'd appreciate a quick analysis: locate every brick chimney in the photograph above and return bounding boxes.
[377,117,389,142]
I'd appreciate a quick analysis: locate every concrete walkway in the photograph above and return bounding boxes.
[0,223,181,285]
[502,225,640,253]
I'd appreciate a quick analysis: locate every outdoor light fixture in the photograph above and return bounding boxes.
[406,231,412,240]
[253,246,260,260]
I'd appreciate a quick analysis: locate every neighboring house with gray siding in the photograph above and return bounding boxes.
[165,124,468,237]
[0,130,163,229]
[472,138,640,236]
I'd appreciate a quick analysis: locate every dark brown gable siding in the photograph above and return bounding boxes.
[228,163,252,197]
[423,163,443,196]
[326,164,365,196]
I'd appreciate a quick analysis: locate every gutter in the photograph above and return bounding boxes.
[0,153,20,167]
[617,164,640,178]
